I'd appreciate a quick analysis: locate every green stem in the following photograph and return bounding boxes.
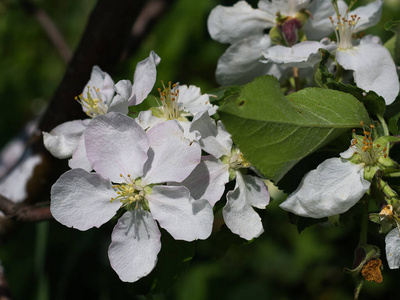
[383,171,400,177]
[378,178,399,206]
[376,114,390,157]
[376,114,389,136]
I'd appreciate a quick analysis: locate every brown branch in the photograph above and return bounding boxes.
[0,195,52,222]
[122,0,174,60]
[19,0,72,63]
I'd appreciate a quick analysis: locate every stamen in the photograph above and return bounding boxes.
[75,86,108,118]
[158,81,182,120]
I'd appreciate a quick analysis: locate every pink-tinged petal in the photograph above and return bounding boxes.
[108,210,161,282]
[385,228,400,269]
[208,1,274,44]
[279,158,370,218]
[50,169,120,231]
[130,51,161,106]
[107,80,131,114]
[85,113,149,182]
[336,41,399,105]
[142,120,201,185]
[180,156,230,206]
[176,120,200,143]
[215,35,276,85]
[136,110,164,131]
[178,85,216,116]
[190,112,232,158]
[223,172,269,240]
[43,119,90,159]
[147,185,213,241]
[68,135,92,171]
[83,66,115,106]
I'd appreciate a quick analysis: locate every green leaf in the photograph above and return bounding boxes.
[315,49,386,116]
[218,76,370,182]
[207,85,240,106]
[384,20,400,64]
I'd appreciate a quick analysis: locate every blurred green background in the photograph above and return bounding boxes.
[1,0,400,299]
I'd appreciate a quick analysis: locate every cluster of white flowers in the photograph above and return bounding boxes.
[208,0,400,279]
[209,0,398,104]
[42,0,400,288]
[44,51,270,282]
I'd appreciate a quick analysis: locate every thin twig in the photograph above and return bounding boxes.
[0,195,52,222]
[122,0,175,60]
[19,0,72,63]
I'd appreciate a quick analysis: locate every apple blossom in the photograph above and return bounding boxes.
[263,0,399,104]
[207,0,339,85]
[50,112,213,282]
[136,81,217,140]
[43,51,160,169]
[279,126,395,218]
[178,112,270,240]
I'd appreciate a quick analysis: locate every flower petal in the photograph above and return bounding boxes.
[303,0,337,40]
[208,1,273,44]
[279,158,370,218]
[258,0,310,17]
[83,66,115,106]
[215,35,276,85]
[85,112,149,182]
[336,41,399,105]
[43,119,90,159]
[263,41,331,68]
[147,185,213,241]
[385,228,400,269]
[190,112,232,158]
[107,80,131,114]
[177,85,216,116]
[142,120,201,185]
[0,154,42,202]
[129,51,161,106]
[351,0,382,32]
[50,168,120,231]
[108,210,161,282]
[68,135,92,171]
[223,172,269,240]
[180,155,230,206]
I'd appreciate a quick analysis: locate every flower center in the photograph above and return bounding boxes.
[350,124,387,166]
[158,81,181,120]
[111,174,147,210]
[330,1,360,50]
[75,86,108,118]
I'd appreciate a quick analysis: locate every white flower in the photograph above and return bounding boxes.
[278,129,393,218]
[43,51,160,169]
[179,112,270,240]
[136,82,217,140]
[207,0,338,85]
[279,157,370,218]
[50,112,213,282]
